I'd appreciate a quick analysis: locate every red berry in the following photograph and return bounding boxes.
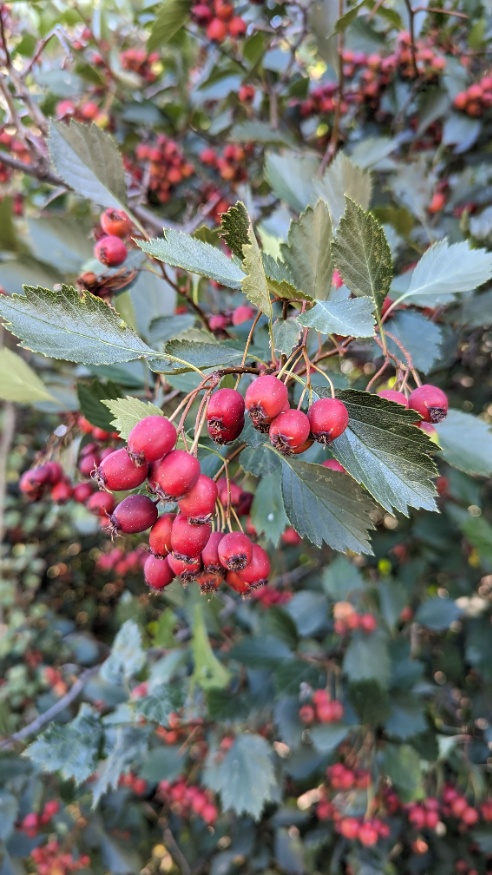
[21,813,39,834]
[230,543,270,587]
[94,235,128,266]
[378,389,408,406]
[127,415,177,464]
[86,490,116,517]
[50,480,73,504]
[201,531,225,574]
[238,84,255,102]
[322,459,346,473]
[357,822,379,846]
[269,409,310,454]
[408,384,448,423]
[170,514,212,560]
[44,461,64,484]
[192,4,214,25]
[339,817,360,840]
[110,494,158,535]
[208,417,245,444]
[359,613,377,633]
[218,531,253,571]
[150,450,200,500]
[100,208,132,237]
[206,389,245,440]
[96,448,148,491]
[178,474,218,524]
[225,571,251,594]
[228,16,247,36]
[245,375,289,431]
[19,465,50,498]
[232,304,255,325]
[144,554,174,590]
[299,705,316,725]
[195,571,222,594]
[206,18,227,41]
[167,553,202,580]
[149,513,175,557]
[73,482,94,503]
[307,398,349,443]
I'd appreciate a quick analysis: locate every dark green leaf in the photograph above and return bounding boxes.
[436,410,492,477]
[148,313,195,345]
[322,556,365,599]
[415,597,461,631]
[138,230,245,289]
[381,743,422,801]
[251,475,289,547]
[92,726,149,806]
[335,0,368,33]
[284,592,329,636]
[156,339,246,373]
[297,297,375,338]
[140,746,185,783]
[385,310,442,373]
[77,380,122,430]
[229,636,293,668]
[147,0,191,51]
[281,201,333,300]
[310,724,350,753]
[0,793,18,841]
[204,734,277,819]
[385,694,427,740]
[344,633,391,687]
[262,253,308,301]
[229,121,296,147]
[461,516,492,569]
[24,704,102,785]
[219,201,250,260]
[191,602,230,690]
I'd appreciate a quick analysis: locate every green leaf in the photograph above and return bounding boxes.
[0,792,18,841]
[277,453,377,554]
[147,0,191,51]
[48,119,127,210]
[77,380,122,430]
[219,201,250,260]
[92,726,149,807]
[133,683,184,726]
[385,694,427,740]
[241,228,272,318]
[335,0,368,32]
[328,389,438,515]
[317,153,372,226]
[344,633,391,687]
[262,253,309,301]
[251,475,289,547]
[191,602,230,690]
[415,597,462,631]
[281,201,333,301]
[229,635,293,668]
[264,151,320,212]
[332,198,392,315]
[228,120,296,148]
[322,556,365,599]
[27,216,93,274]
[396,239,492,307]
[140,746,185,782]
[148,313,195,344]
[103,396,164,439]
[461,516,492,569]
[100,620,146,686]
[272,318,302,355]
[138,230,245,289]
[297,297,375,338]
[385,310,442,373]
[381,743,423,802]
[284,591,329,636]
[204,734,277,820]
[155,339,246,374]
[310,724,350,753]
[0,286,154,365]
[308,0,339,69]
[24,704,102,785]
[436,410,492,477]
[0,348,57,403]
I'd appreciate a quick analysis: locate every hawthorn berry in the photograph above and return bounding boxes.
[149,513,175,557]
[201,531,225,574]
[19,466,50,498]
[127,415,177,464]
[73,482,94,503]
[229,543,270,587]
[167,553,202,580]
[269,409,311,454]
[44,461,64,484]
[408,384,448,423]
[195,571,222,594]
[245,375,289,431]
[232,304,255,325]
[307,398,349,443]
[208,418,245,444]
[378,389,408,406]
[94,234,128,266]
[206,389,245,440]
[144,554,174,590]
[110,494,158,535]
[225,571,251,594]
[178,474,218,524]
[150,450,200,500]
[322,459,346,473]
[218,531,253,571]
[50,480,73,504]
[96,448,148,491]
[228,16,247,36]
[86,490,116,517]
[206,18,227,41]
[100,208,132,238]
[170,514,212,560]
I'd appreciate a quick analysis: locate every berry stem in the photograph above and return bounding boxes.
[308,362,336,398]
[235,311,263,388]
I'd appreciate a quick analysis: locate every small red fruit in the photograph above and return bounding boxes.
[225,571,251,594]
[94,235,128,266]
[110,494,158,535]
[178,474,218,524]
[50,480,73,504]
[144,554,174,590]
[357,822,379,847]
[73,482,94,503]
[232,304,255,325]
[230,543,270,587]
[209,418,245,444]
[206,389,245,439]
[195,571,222,593]
[245,375,289,432]
[299,705,316,725]
[378,389,408,406]
[322,459,346,473]
[339,817,360,840]
[228,16,247,36]
[96,448,148,491]
[86,490,116,517]
[359,613,377,633]
[150,450,201,500]
[307,398,349,443]
[201,531,225,574]
[170,514,212,560]
[167,553,202,580]
[100,208,132,238]
[149,513,175,557]
[127,415,177,464]
[206,18,228,41]
[269,409,311,454]
[408,384,448,423]
[218,531,253,571]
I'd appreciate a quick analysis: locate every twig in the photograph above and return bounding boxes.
[0,666,99,750]
[403,0,419,78]
[0,400,15,556]
[163,826,191,875]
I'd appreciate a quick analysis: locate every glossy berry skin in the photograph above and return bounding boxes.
[322,459,346,473]
[110,494,158,534]
[378,389,408,406]
[127,415,177,464]
[167,553,202,580]
[218,531,253,571]
[19,466,50,498]
[100,208,132,238]
[96,448,148,492]
[307,398,349,444]
[149,513,175,557]
[230,544,270,587]
[408,384,448,423]
[245,375,289,431]
[144,554,174,590]
[73,482,94,503]
[178,475,218,524]
[45,461,64,484]
[206,389,245,440]
[269,410,311,454]
[225,571,251,594]
[150,450,200,500]
[208,417,245,444]
[201,531,225,574]
[87,490,116,517]
[170,514,211,560]
[206,18,227,40]
[94,235,128,266]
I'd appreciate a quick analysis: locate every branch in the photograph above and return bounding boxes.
[163,826,191,875]
[0,400,15,553]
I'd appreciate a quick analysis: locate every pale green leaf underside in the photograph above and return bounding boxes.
[397,239,492,307]
[0,347,58,403]
[138,230,245,289]
[205,734,277,819]
[100,620,146,686]
[298,297,375,337]
[436,410,492,477]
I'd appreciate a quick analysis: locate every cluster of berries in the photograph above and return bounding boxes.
[30,842,90,875]
[55,98,108,127]
[135,136,194,204]
[0,128,31,182]
[191,1,247,41]
[332,601,377,635]
[208,303,255,333]
[454,75,492,116]
[120,47,160,82]
[95,544,146,576]
[157,778,218,825]
[20,800,60,837]
[119,772,148,796]
[93,208,133,267]
[200,143,253,186]
[299,688,344,726]
[379,383,448,424]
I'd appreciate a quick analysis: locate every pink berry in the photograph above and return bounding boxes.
[408,384,448,423]
[206,389,245,440]
[167,553,202,580]
[269,410,311,454]
[228,543,270,587]
[201,531,225,574]
[245,375,289,432]
[144,554,174,590]
[96,448,148,492]
[127,415,177,464]
[178,474,218,524]
[94,235,127,266]
[110,494,158,534]
[322,459,346,473]
[149,513,175,557]
[170,514,212,560]
[378,389,408,406]
[308,398,349,443]
[218,531,253,571]
[150,450,200,500]
[86,490,116,517]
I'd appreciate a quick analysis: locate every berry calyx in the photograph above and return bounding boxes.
[127,415,177,464]
[408,384,448,423]
[206,389,245,441]
[100,208,132,238]
[269,409,311,454]
[208,418,245,444]
[245,375,289,432]
[378,389,408,406]
[170,514,212,560]
[307,398,349,444]
[110,494,158,535]
[149,513,175,557]
[178,474,218,524]
[94,234,128,266]
[150,450,201,500]
[167,553,202,580]
[95,448,148,492]
[218,531,253,571]
[144,554,174,590]
[195,571,222,594]
[228,543,270,587]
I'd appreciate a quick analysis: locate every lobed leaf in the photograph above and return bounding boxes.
[204,734,277,820]
[138,229,245,289]
[241,228,273,317]
[100,620,146,686]
[281,200,333,300]
[77,380,123,430]
[219,201,250,259]
[24,704,102,786]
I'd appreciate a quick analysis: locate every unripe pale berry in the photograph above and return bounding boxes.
[96,448,148,491]
[127,415,177,464]
[245,375,289,432]
[269,409,311,454]
[149,513,175,557]
[170,514,212,560]
[94,235,128,266]
[307,398,349,443]
[218,531,253,571]
[378,389,408,406]
[408,384,448,423]
[178,474,218,524]
[100,208,132,238]
[150,450,200,500]
[110,494,158,535]
[206,389,245,440]
[144,554,174,590]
